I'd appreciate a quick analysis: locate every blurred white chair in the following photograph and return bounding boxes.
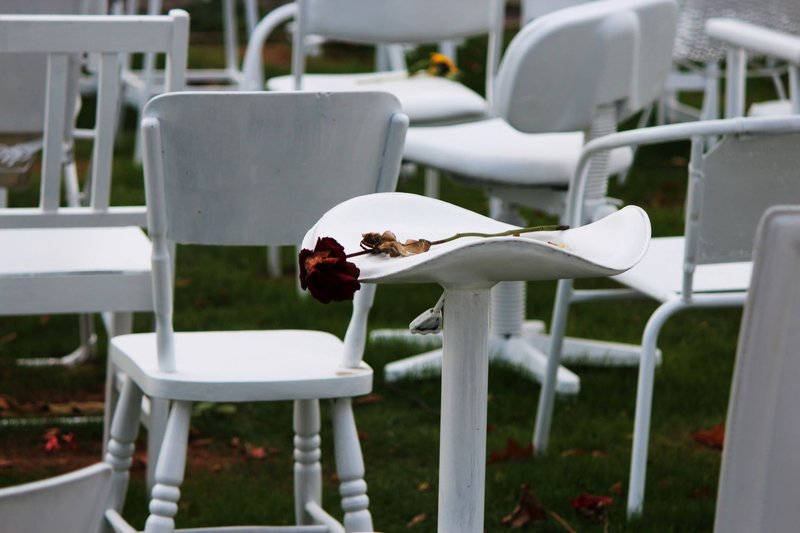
[107,91,407,533]
[382,0,678,394]
[706,18,800,118]
[713,205,800,533]
[259,0,503,126]
[534,115,800,518]
[0,463,114,533]
[0,8,188,490]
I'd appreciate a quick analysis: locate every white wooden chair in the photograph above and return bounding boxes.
[713,205,800,533]
[383,0,678,393]
[533,115,800,518]
[0,0,113,366]
[105,91,407,533]
[0,8,188,490]
[705,17,800,118]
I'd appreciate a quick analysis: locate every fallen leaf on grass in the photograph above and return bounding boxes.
[609,481,623,495]
[693,423,724,449]
[1,332,17,344]
[0,459,13,468]
[41,428,77,453]
[355,394,384,405]
[0,395,16,411]
[488,437,533,464]
[569,493,613,522]
[501,483,546,528]
[406,513,426,527]
[416,481,430,492]
[245,445,267,460]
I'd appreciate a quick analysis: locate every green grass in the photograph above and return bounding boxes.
[1,7,784,531]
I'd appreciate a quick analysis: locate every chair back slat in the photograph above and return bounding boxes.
[687,132,800,266]
[300,0,500,43]
[143,91,408,246]
[493,0,677,133]
[40,54,71,212]
[90,52,123,210]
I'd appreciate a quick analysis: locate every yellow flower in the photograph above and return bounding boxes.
[427,52,459,78]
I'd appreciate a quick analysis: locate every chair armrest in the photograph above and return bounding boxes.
[104,509,138,533]
[706,18,800,65]
[240,2,298,90]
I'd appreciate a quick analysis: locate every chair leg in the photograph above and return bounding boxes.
[147,398,170,492]
[331,398,372,533]
[423,167,439,198]
[626,299,686,518]
[103,377,144,533]
[103,312,134,457]
[294,399,322,526]
[145,400,193,533]
[533,278,574,455]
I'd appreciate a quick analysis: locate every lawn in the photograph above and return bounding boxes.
[0,2,764,531]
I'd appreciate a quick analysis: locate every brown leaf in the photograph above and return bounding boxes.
[609,481,623,495]
[569,493,613,522]
[693,423,724,450]
[488,437,533,464]
[355,394,384,405]
[0,458,13,468]
[0,394,16,411]
[244,443,267,460]
[559,448,585,458]
[590,450,608,459]
[406,513,427,527]
[417,481,430,492]
[175,277,193,288]
[501,483,546,528]
[1,332,17,344]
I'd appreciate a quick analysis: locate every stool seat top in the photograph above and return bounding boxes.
[302,193,650,286]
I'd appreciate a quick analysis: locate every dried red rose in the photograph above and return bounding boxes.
[299,237,361,303]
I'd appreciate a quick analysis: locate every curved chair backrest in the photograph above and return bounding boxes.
[714,206,800,533]
[0,463,112,533]
[0,11,188,219]
[494,0,677,134]
[142,92,407,247]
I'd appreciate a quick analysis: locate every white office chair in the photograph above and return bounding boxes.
[534,115,800,517]
[713,205,800,533]
[383,0,678,394]
[105,91,407,533]
[0,8,188,490]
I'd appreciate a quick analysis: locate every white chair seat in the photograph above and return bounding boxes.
[404,118,633,186]
[267,72,487,123]
[749,99,792,117]
[612,237,752,301]
[304,192,650,285]
[110,330,373,402]
[0,226,152,314]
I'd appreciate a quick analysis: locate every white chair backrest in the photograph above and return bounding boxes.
[300,0,500,43]
[0,462,112,533]
[494,0,677,133]
[142,91,407,247]
[0,11,188,223]
[685,129,800,268]
[521,0,596,23]
[141,91,408,372]
[714,205,800,533]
